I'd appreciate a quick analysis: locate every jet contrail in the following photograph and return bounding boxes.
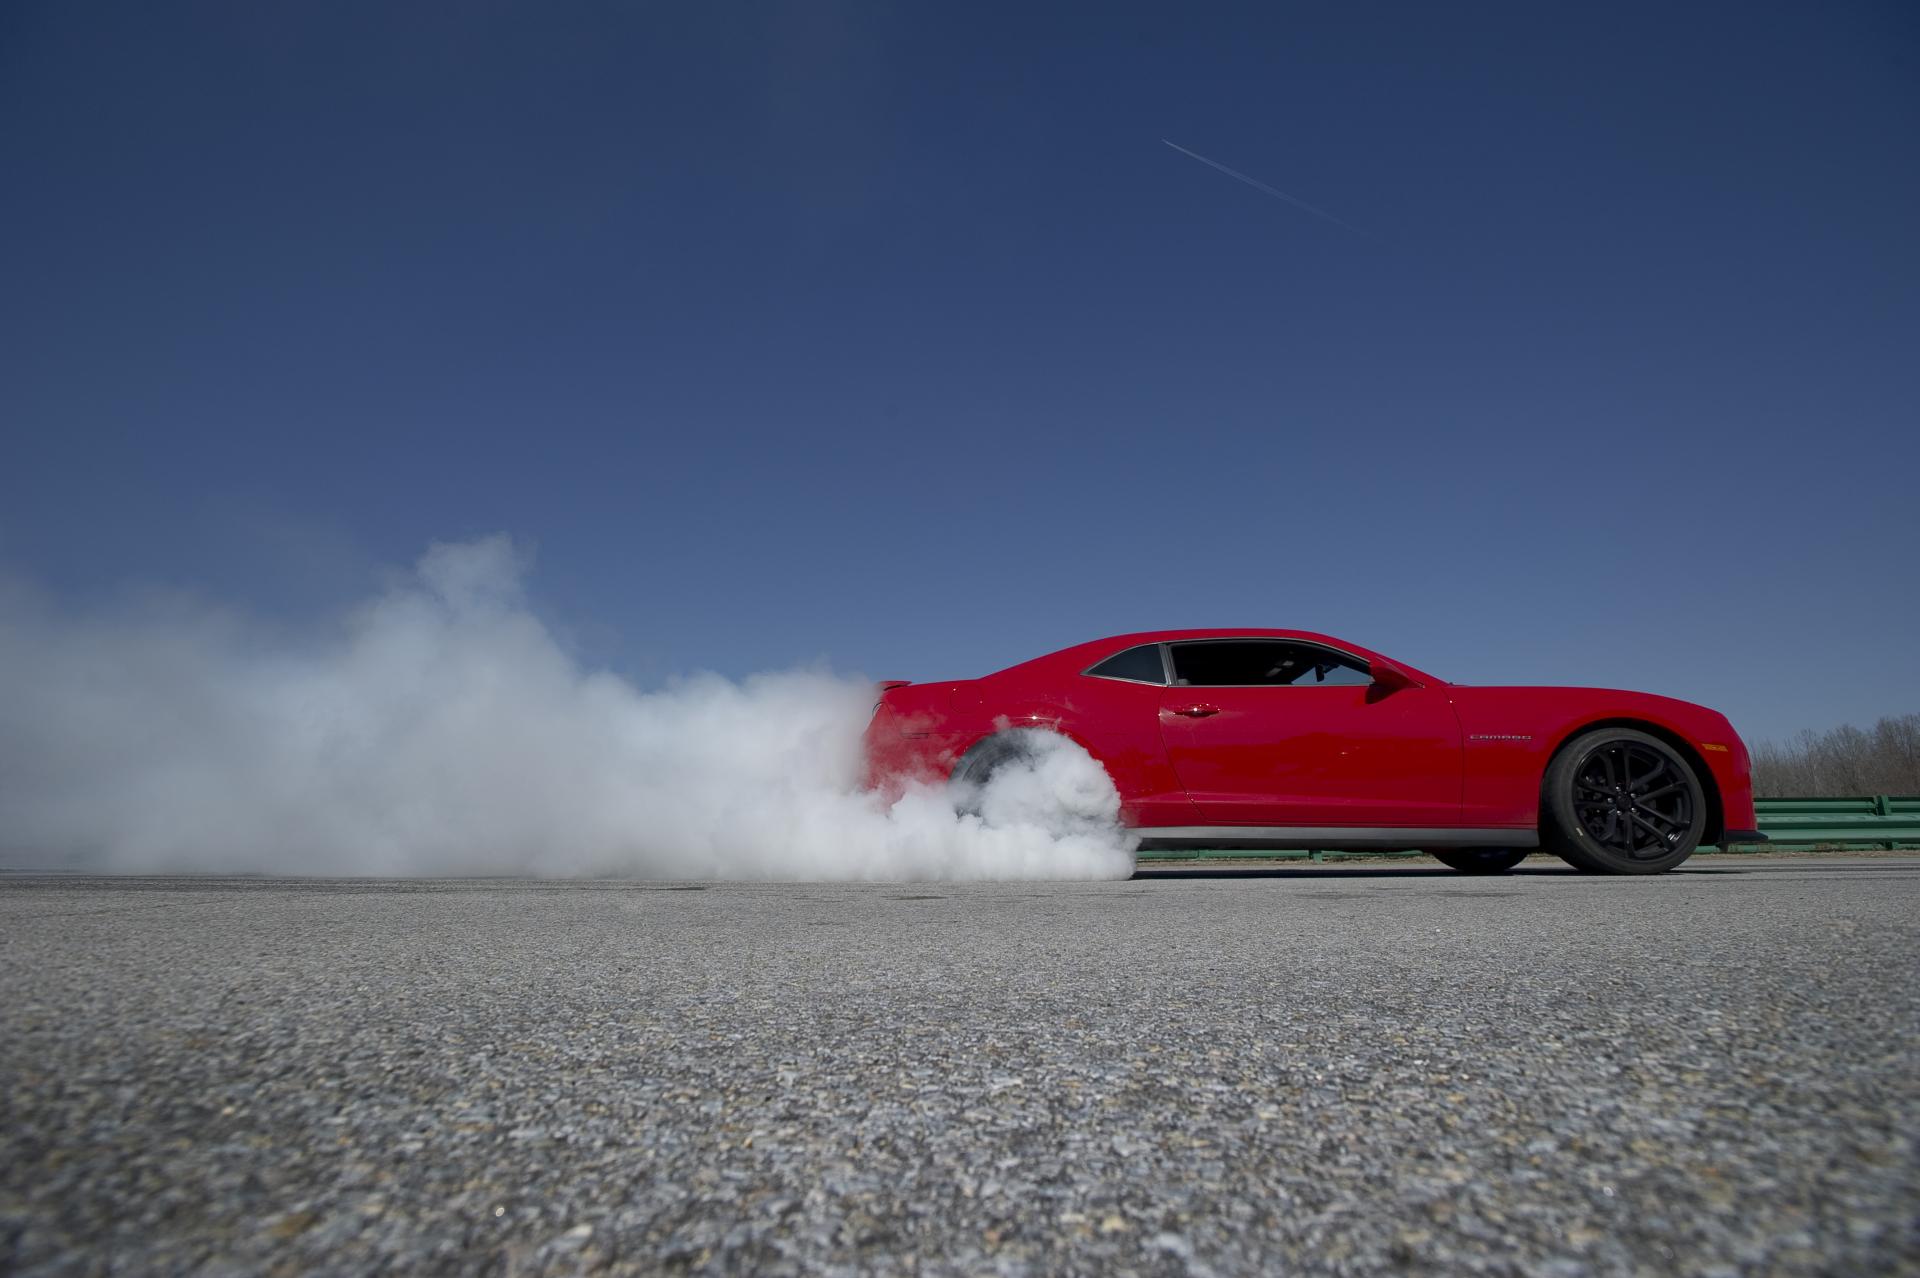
[1161,138,1364,234]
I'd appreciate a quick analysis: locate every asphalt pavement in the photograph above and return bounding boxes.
[3,856,1916,1275]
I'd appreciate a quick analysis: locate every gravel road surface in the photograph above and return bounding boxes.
[3,857,1916,1275]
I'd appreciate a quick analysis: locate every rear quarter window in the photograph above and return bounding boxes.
[1085,644,1167,684]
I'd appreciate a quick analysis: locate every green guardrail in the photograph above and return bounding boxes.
[1741,795,1920,850]
[1134,795,1920,861]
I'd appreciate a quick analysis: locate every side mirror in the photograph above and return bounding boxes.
[1367,659,1421,697]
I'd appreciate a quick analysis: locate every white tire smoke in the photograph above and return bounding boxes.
[0,537,1137,880]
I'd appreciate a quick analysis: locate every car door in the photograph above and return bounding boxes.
[1157,639,1462,829]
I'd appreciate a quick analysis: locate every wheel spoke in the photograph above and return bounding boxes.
[1608,811,1634,851]
[1629,810,1672,846]
[1634,779,1685,802]
[1633,804,1681,831]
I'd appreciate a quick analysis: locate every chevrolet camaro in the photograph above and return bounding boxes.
[863,630,1764,874]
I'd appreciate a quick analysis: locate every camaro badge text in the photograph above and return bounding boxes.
[1468,733,1533,741]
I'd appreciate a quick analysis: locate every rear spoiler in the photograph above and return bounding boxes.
[875,680,913,692]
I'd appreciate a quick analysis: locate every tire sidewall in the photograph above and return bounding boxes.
[1431,847,1530,874]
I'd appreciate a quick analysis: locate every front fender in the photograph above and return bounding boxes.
[1454,687,1755,837]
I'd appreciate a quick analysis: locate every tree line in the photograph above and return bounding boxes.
[1750,713,1920,797]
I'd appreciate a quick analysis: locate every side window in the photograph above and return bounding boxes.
[1085,643,1167,685]
[1169,641,1372,687]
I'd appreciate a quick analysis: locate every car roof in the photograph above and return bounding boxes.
[991,629,1415,679]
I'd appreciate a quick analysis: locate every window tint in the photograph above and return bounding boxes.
[1086,643,1167,684]
[1169,641,1371,688]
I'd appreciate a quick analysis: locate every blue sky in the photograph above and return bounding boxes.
[2,1,1915,744]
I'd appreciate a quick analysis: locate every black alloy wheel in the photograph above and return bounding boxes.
[1542,728,1707,874]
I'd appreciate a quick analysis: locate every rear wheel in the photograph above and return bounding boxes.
[1541,728,1705,874]
[1429,847,1529,874]
[948,733,1037,814]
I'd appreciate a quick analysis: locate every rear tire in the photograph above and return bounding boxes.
[1541,728,1705,875]
[1429,847,1529,874]
[948,733,1037,815]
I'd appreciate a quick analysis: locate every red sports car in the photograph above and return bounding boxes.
[864,630,1763,875]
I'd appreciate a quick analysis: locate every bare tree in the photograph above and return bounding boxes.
[1750,713,1920,796]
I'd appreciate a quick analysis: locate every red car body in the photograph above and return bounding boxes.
[863,629,1759,853]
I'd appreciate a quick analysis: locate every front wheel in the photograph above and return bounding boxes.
[1429,847,1529,874]
[1541,728,1706,874]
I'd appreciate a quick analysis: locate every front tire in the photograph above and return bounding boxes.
[1541,728,1706,874]
[1430,847,1529,874]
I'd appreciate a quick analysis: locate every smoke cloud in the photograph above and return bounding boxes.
[0,537,1136,879]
